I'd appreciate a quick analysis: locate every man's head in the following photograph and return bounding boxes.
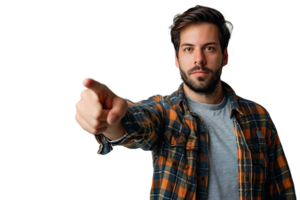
[169,5,233,96]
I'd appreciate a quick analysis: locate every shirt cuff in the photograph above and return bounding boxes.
[104,134,127,143]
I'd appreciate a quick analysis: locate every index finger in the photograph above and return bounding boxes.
[83,78,105,94]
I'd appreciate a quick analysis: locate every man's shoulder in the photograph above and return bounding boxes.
[238,95,269,114]
[237,95,274,129]
[125,83,183,108]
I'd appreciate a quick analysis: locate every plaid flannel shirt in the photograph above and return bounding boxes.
[95,81,296,200]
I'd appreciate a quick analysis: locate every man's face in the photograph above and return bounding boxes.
[175,23,228,95]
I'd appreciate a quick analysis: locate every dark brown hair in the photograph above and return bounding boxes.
[169,5,233,58]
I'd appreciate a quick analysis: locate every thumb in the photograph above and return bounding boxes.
[107,114,117,125]
[107,96,128,125]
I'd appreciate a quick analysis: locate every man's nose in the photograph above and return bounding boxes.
[194,48,206,65]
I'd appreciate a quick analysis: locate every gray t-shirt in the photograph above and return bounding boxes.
[185,92,239,200]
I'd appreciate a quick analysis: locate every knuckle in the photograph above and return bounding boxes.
[73,112,79,123]
[92,105,103,119]
[92,119,101,129]
[92,110,101,120]
[73,114,77,122]
[90,128,98,135]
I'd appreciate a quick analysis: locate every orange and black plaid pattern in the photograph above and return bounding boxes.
[95,81,296,200]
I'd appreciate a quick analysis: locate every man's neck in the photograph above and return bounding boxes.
[183,81,225,105]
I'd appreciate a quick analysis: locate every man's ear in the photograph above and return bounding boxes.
[173,50,179,69]
[222,48,230,67]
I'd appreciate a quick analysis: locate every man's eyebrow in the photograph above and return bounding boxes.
[180,42,218,48]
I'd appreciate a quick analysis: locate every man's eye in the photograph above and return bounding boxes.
[184,47,215,52]
[184,48,192,52]
[206,47,214,51]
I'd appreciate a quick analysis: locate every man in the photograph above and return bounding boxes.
[75,5,296,200]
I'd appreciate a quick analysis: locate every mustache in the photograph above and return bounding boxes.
[189,65,212,74]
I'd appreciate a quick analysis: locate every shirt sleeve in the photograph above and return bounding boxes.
[265,121,296,199]
[95,95,165,155]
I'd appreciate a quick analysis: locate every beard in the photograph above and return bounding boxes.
[179,59,223,96]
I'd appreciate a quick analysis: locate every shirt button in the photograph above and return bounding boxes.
[244,175,249,182]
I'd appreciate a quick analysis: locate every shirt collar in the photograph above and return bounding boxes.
[170,80,245,117]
